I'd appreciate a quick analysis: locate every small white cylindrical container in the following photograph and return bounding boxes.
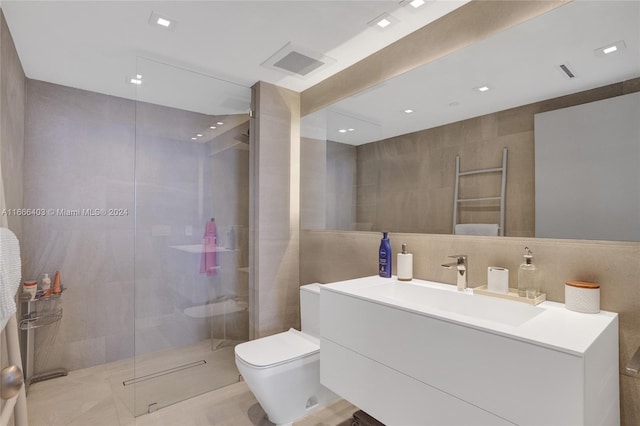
[22,281,37,301]
[397,243,413,281]
[487,267,509,294]
[565,281,600,314]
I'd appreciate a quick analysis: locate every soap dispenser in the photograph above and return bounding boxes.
[397,243,413,281]
[518,247,539,298]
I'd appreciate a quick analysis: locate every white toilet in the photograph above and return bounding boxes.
[234,283,338,426]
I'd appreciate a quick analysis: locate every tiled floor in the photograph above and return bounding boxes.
[25,339,357,426]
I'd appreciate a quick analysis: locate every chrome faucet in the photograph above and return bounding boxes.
[441,255,468,291]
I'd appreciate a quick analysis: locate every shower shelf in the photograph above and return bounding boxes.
[19,289,69,387]
[169,244,238,254]
[184,299,248,319]
[19,309,63,330]
[19,292,64,330]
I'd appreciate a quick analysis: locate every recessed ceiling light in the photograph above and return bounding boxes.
[404,109,414,114]
[378,18,391,28]
[339,129,348,133]
[348,128,355,132]
[368,13,397,30]
[401,0,426,8]
[157,17,171,27]
[594,40,626,57]
[216,121,224,125]
[477,86,490,92]
[196,134,203,137]
[149,12,177,31]
[129,75,143,85]
[209,126,217,129]
[191,137,197,140]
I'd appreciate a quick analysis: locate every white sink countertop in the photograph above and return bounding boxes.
[321,275,617,357]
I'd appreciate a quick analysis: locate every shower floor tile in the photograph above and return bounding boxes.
[25,339,357,426]
[109,343,240,417]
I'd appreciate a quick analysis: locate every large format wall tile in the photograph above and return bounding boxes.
[251,82,300,338]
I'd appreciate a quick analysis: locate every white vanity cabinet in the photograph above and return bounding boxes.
[320,276,619,425]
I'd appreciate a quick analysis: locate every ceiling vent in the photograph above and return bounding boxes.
[559,63,576,79]
[262,43,335,78]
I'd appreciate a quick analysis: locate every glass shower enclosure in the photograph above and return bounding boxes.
[124,57,251,416]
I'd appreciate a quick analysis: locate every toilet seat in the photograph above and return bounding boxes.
[235,329,319,369]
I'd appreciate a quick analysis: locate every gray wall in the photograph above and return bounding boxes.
[0,10,25,240]
[24,80,136,370]
[300,137,326,230]
[326,141,356,231]
[300,138,356,231]
[535,92,640,241]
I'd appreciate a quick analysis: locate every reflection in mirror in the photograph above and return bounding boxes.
[301,1,640,241]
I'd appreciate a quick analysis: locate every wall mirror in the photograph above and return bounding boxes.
[300,0,640,241]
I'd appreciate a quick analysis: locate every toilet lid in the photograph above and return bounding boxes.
[235,328,319,368]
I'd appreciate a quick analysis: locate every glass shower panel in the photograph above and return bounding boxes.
[130,57,250,416]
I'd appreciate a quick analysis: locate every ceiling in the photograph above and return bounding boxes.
[302,0,640,145]
[1,0,468,115]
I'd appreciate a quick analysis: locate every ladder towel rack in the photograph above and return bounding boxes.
[452,148,508,236]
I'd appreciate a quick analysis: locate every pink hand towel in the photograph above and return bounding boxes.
[200,219,218,276]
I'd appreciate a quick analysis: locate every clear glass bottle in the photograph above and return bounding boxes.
[42,273,51,297]
[518,247,539,298]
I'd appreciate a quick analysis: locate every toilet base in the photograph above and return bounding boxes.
[236,331,338,425]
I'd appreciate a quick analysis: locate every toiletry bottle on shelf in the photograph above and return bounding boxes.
[397,243,413,281]
[227,227,236,250]
[379,232,392,278]
[518,247,539,298]
[53,271,62,295]
[42,273,51,297]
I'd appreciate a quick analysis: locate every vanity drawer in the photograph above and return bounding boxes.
[321,338,513,426]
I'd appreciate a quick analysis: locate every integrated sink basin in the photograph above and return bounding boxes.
[355,280,544,327]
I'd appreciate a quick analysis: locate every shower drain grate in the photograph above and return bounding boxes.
[122,360,207,386]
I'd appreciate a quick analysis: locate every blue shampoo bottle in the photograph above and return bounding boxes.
[379,232,392,278]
